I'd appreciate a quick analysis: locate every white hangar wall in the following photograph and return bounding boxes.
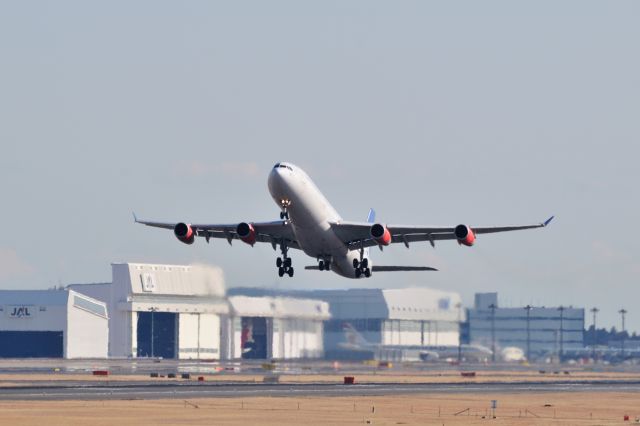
[304,287,463,353]
[0,290,108,359]
[227,296,330,360]
[71,262,228,359]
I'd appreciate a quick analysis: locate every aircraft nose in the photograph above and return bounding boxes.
[268,166,286,193]
[269,167,283,183]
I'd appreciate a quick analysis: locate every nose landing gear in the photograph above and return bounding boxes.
[279,199,291,220]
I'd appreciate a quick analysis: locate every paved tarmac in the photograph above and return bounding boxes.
[3,380,640,401]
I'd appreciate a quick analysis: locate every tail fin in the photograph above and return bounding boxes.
[367,208,376,224]
[342,322,370,347]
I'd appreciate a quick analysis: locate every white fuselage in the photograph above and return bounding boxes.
[267,163,367,278]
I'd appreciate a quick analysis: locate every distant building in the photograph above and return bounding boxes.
[230,287,463,361]
[227,296,329,360]
[466,292,584,359]
[71,263,229,359]
[0,289,108,358]
[69,262,330,360]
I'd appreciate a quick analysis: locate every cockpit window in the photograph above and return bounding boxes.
[273,163,293,171]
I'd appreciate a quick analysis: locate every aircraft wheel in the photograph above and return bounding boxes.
[364,268,371,278]
[288,267,294,277]
[325,261,331,271]
[276,257,283,268]
[353,258,359,269]
[278,267,285,277]
[355,268,362,278]
[284,258,292,268]
[318,260,325,270]
[361,258,369,269]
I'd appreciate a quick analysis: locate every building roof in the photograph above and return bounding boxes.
[382,287,463,321]
[229,287,463,322]
[112,262,225,297]
[301,288,462,321]
[0,289,108,319]
[229,296,330,320]
[0,290,71,306]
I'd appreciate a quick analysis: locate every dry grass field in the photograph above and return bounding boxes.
[1,392,639,425]
[2,369,640,425]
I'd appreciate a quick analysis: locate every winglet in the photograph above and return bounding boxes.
[543,215,554,227]
[132,211,139,223]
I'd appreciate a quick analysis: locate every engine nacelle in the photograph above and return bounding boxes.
[370,223,392,246]
[174,222,195,245]
[236,222,256,246]
[455,224,476,246]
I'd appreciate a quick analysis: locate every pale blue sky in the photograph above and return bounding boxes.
[1,1,639,331]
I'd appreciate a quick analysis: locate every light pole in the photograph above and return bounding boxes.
[619,308,627,359]
[148,307,159,357]
[590,307,599,361]
[525,305,532,362]
[489,303,497,363]
[456,302,462,364]
[557,306,565,363]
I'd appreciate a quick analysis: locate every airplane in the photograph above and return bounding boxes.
[135,162,553,279]
[500,346,526,362]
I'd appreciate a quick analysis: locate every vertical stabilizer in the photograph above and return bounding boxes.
[342,322,372,348]
[367,208,376,224]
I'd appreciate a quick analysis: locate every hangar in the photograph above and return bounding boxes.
[7,261,332,361]
[70,262,228,359]
[229,287,463,361]
[226,296,330,360]
[0,289,108,359]
[308,288,463,360]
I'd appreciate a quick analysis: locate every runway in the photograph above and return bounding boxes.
[3,380,640,401]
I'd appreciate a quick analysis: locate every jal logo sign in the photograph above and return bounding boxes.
[6,305,35,319]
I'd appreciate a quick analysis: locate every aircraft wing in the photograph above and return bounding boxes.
[134,214,300,249]
[330,216,554,250]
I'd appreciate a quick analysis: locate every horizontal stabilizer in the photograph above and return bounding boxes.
[372,266,438,272]
[304,265,437,271]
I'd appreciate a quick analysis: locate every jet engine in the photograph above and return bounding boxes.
[236,222,256,246]
[455,224,476,246]
[174,222,195,245]
[370,223,392,246]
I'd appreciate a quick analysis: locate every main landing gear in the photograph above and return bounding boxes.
[353,250,371,278]
[318,258,331,271]
[276,242,294,277]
